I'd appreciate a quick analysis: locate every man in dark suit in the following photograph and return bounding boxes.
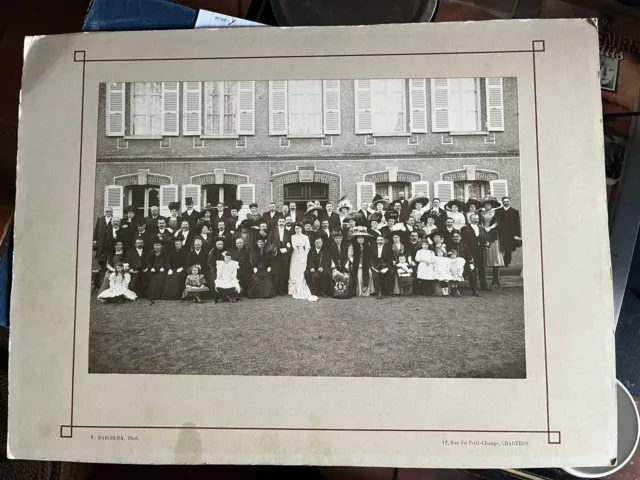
[132,221,155,252]
[213,220,233,250]
[369,235,394,299]
[144,206,165,234]
[315,220,336,251]
[394,191,411,223]
[267,218,292,295]
[461,213,490,293]
[212,202,228,228]
[305,237,332,297]
[449,230,478,296]
[105,217,128,256]
[425,198,448,231]
[173,221,194,250]
[262,202,283,229]
[124,237,148,296]
[155,218,174,251]
[182,197,201,229]
[93,206,114,272]
[496,196,521,267]
[440,217,458,247]
[320,202,342,232]
[385,201,403,222]
[330,231,348,272]
[288,202,301,225]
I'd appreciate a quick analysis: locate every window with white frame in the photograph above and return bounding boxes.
[205,81,238,136]
[355,79,428,136]
[131,82,162,136]
[376,182,409,201]
[269,80,340,137]
[431,77,505,134]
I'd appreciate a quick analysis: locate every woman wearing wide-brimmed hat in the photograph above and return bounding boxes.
[166,201,182,231]
[408,195,429,224]
[347,226,374,296]
[370,194,388,220]
[464,199,483,225]
[480,196,505,287]
[445,199,466,231]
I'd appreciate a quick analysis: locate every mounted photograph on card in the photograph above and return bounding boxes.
[91,77,524,378]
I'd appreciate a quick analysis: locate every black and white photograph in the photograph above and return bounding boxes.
[600,54,619,92]
[90,77,524,378]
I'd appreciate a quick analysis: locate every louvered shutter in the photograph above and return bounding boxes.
[356,182,375,209]
[490,180,508,199]
[411,181,430,199]
[104,185,124,219]
[238,81,255,135]
[159,184,179,217]
[269,81,288,135]
[161,81,179,136]
[409,79,427,133]
[354,80,373,134]
[434,180,454,203]
[237,184,256,204]
[323,80,340,135]
[181,184,202,211]
[106,83,125,136]
[431,79,450,132]
[486,78,505,131]
[182,82,201,136]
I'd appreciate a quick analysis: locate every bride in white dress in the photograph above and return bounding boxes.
[288,225,319,302]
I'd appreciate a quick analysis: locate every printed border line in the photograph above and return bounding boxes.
[66,40,555,443]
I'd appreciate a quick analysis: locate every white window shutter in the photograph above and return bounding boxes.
[409,79,427,133]
[161,81,180,136]
[104,185,124,219]
[323,80,341,135]
[486,78,505,132]
[434,180,454,203]
[181,184,202,211]
[431,79,450,132]
[354,80,372,134]
[490,180,508,199]
[182,82,201,136]
[411,181,430,199]
[106,82,125,136]
[238,81,255,135]
[237,183,256,204]
[269,81,288,135]
[356,181,375,209]
[159,184,179,217]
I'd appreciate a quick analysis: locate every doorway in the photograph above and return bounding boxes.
[127,186,159,217]
[284,182,329,212]
[203,185,238,207]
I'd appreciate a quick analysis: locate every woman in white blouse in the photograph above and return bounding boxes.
[445,200,466,231]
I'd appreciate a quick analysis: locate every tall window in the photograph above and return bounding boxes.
[127,186,160,217]
[454,181,489,202]
[205,81,238,136]
[288,81,323,135]
[448,78,480,132]
[372,79,406,134]
[131,82,162,136]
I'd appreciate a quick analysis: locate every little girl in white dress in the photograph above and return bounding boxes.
[433,249,452,297]
[448,250,466,297]
[415,240,436,296]
[97,262,137,303]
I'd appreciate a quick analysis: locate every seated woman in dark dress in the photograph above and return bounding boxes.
[247,238,274,299]
[161,238,188,300]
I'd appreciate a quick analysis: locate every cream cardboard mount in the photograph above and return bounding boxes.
[8,19,617,467]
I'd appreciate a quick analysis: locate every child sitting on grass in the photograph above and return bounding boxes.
[182,264,209,303]
[97,262,137,303]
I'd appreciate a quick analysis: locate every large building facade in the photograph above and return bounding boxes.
[95,77,520,252]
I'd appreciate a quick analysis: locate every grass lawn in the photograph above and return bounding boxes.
[89,286,526,378]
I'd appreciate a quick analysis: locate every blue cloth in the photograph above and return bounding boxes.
[82,0,197,32]
[0,237,12,327]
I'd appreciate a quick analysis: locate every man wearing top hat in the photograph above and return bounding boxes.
[305,237,332,298]
[182,197,201,229]
[262,202,283,229]
[267,217,293,295]
[144,205,165,234]
[461,213,490,293]
[393,190,411,223]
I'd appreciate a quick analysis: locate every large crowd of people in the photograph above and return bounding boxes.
[92,192,521,304]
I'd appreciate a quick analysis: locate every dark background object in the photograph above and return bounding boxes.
[269,0,438,25]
